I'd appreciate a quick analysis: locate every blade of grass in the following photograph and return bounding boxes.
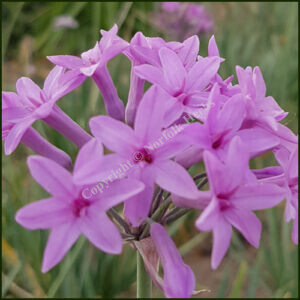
[46,236,86,297]
[229,261,248,298]
[2,2,25,60]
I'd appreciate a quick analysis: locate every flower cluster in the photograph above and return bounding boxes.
[3,24,298,298]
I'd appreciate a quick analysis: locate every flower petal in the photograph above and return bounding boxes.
[185,56,220,92]
[15,198,72,230]
[134,86,167,144]
[93,179,145,211]
[4,117,35,155]
[233,183,285,210]
[211,216,232,269]
[73,138,103,177]
[124,166,155,226]
[208,35,220,57]
[172,191,211,210]
[90,115,139,158]
[253,66,266,99]
[196,197,220,231]
[134,64,166,89]
[80,210,122,254]
[47,55,84,69]
[224,208,261,248]
[215,94,245,135]
[154,160,199,199]
[159,47,186,91]
[236,127,280,158]
[73,153,129,185]
[178,35,199,71]
[42,222,80,273]
[150,223,195,298]
[16,77,43,106]
[27,156,75,200]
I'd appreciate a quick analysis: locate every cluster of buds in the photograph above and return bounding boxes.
[3,24,298,298]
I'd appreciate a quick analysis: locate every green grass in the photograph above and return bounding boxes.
[2,2,298,298]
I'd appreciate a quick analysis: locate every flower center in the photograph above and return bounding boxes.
[217,194,232,211]
[133,148,153,164]
[72,198,90,217]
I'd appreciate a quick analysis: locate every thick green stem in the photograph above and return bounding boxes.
[136,251,152,298]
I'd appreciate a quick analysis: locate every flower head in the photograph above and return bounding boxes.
[15,139,144,272]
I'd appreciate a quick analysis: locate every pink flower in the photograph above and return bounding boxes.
[134,46,221,126]
[150,223,195,298]
[15,139,145,272]
[75,86,200,226]
[47,24,129,120]
[2,66,87,154]
[193,137,285,268]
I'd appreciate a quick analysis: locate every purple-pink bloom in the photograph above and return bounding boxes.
[2,66,87,154]
[124,32,182,126]
[75,86,200,226]
[15,139,145,272]
[134,47,221,126]
[47,24,128,121]
[260,146,298,244]
[176,84,279,169]
[195,137,285,268]
[150,222,195,298]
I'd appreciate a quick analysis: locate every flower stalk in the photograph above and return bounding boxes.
[137,251,152,298]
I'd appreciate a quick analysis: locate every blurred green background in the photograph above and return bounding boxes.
[2,2,298,298]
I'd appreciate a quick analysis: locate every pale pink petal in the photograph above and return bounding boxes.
[232,183,285,210]
[90,116,140,158]
[80,62,100,77]
[2,107,30,125]
[134,86,167,144]
[2,91,22,108]
[253,66,266,99]
[93,179,145,211]
[203,151,227,195]
[224,208,261,248]
[73,138,103,177]
[154,160,199,199]
[196,197,220,231]
[185,56,220,92]
[27,156,75,200]
[4,117,35,155]
[215,94,245,134]
[73,153,128,185]
[223,136,249,190]
[42,222,80,273]
[16,77,43,107]
[178,35,199,71]
[236,127,280,158]
[150,223,195,298]
[208,35,220,57]
[124,167,155,226]
[47,55,84,69]
[43,66,65,98]
[175,146,204,169]
[163,100,184,127]
[134,65,167,89]
[211,216,232,269]
[159,47,186,91]
[172,191,211,210]
[15,198,72,230]
[79,211,122,254]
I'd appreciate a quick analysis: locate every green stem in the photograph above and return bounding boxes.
[136,251,152,298]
